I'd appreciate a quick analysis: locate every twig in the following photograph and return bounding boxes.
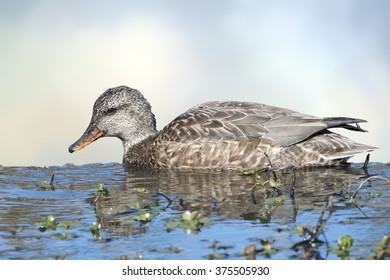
[157,192,173,204]
[50,174,55,191]
[289,165,296,198]
[351,176,389,199]
[263,150,273,168]
[363,154,370,169]
[289,166,297,222]
[291,197,333,257]
[309,197,334,244]
[251,185,257,204]
[353,202,369,218]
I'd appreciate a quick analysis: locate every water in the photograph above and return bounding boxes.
[0,162,389,260]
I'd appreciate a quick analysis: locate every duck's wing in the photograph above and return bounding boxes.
[157,101,367,147]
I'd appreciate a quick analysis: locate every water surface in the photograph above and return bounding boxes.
[0,163,389,259]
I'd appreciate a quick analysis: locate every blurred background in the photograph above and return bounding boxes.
[0,0,389,166]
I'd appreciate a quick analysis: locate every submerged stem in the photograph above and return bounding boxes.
[351,176,389,199]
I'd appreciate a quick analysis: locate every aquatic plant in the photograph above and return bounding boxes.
[36,174,55,191]
[370,235,390,260]
[129,212,153,223]
[166,210,210,234]
[38,215,72,232]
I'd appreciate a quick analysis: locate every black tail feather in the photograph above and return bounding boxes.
[323,117,368,132]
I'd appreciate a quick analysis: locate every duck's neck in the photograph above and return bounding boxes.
[122,127,158,154]
[120,103,158,166]
[121,128,158,168]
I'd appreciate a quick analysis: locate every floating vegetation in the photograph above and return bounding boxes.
[244,245,257,257]
[91,221,101,235]
[170,246,181,254]
[39,215,58,231]
[208,241,234,251]
[129,212,153,223]
[119,255,129,260]
[54,254,67,260]
[329,235,354,259]
[338,235,353,251]
[36,174,55,191]
[135,187,150,196]
[203,252,228,260]
[258,240,278,256]
[90,221,108,242]
[212,196,226,203]
[38,215,72,231]
[96,183,110,196]
[241,240,278,260]
[166,211,210,234]
[88,183,111,205]
[57,232,67,240]
[370,235,390,260]
[202,241,231,259]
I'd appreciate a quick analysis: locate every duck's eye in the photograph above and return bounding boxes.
[105,107,117,115]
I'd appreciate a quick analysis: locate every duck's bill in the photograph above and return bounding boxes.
[69,125,105,153]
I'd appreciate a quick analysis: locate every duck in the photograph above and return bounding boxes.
[69,86,376,171]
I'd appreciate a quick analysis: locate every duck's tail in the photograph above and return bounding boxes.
[311,131,377,163]
[323,117,368,132]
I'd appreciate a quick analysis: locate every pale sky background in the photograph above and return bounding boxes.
[0,0,389,167]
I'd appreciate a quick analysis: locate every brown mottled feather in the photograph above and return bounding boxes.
[69,86,376,171]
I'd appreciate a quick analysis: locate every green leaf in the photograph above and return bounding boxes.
[136,187,149,196]
[45,215,57,229]
[338,235,353,250]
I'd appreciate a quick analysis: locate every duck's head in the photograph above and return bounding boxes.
[69,86,157,154]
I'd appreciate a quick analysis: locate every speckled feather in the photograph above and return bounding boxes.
[70,86,376,170]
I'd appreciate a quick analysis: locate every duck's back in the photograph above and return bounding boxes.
[129,101,372,170]
[157,101,328,146]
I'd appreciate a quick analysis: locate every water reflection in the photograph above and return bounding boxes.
[0,162,388,259]
[95,165,370,234]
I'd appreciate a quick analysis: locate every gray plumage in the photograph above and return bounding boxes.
[69,86,376,170]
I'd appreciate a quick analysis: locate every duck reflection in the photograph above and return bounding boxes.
[91,165,369,235]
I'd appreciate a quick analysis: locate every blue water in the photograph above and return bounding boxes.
[0,163,389,259]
